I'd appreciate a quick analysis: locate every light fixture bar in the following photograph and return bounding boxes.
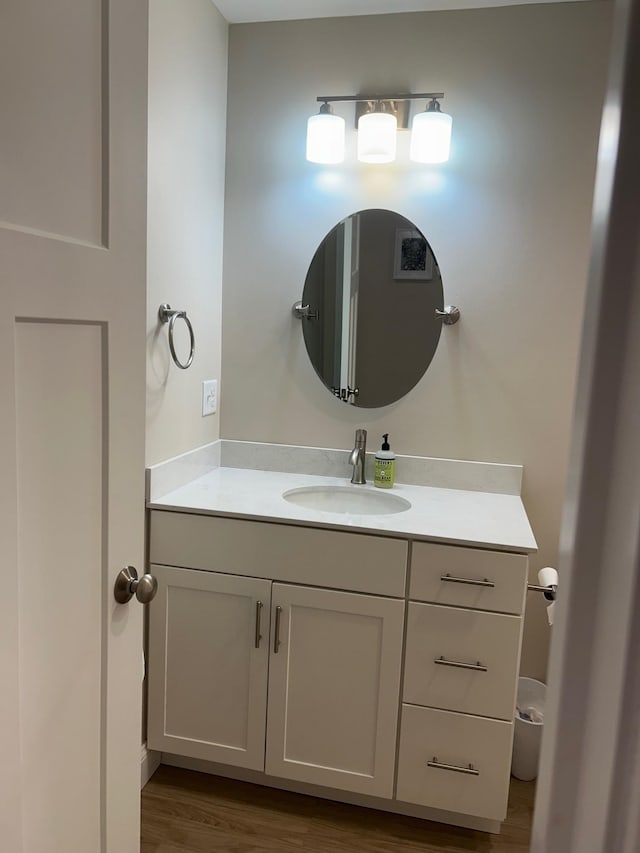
[316,92,444,103]
[354,99,410,130]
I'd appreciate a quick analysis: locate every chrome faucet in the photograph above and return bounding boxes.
[349,429,367,484]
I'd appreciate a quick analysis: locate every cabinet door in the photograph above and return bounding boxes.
[148,565,271,770]
[266,584,405,798]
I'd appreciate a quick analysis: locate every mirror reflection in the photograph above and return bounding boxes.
[300,209,444,408]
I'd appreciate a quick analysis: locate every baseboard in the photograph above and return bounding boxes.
[141,743,161,789]
[160,753,502,834]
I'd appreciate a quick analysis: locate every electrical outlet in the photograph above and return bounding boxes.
[202,379,217,416]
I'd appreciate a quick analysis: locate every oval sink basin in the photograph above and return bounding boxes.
[282,485,411,516]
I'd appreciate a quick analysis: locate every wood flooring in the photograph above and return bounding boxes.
[141,765,535,853]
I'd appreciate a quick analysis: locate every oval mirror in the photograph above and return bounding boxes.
[300,209,444,408]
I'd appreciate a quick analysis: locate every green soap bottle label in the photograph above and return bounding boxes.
[374,458,395,488]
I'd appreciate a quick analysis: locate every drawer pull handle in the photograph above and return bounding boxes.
[434,656,488,672]
[427,758,480,776]
[440,573,495,588]
[255,600,263,649]
[273,605,282,654]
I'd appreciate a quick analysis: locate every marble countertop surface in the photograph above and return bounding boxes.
[148,466,538,554]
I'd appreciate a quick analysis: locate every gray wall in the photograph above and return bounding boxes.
[221,2,613,679]
[146,0,228,467]
[144,0,228,744]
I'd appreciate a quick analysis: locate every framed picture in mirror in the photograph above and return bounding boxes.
[393,228,433,280]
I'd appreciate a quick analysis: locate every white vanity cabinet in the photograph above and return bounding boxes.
[146,508,530,830]
[147,510,408,799]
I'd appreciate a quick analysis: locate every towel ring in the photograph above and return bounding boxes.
[158,303,195,370]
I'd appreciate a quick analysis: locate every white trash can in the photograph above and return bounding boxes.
[511,677,546,781]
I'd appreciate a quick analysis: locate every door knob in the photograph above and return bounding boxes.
[114,566,158,605]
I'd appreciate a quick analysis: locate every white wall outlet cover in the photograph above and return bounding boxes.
[202,379,218,416]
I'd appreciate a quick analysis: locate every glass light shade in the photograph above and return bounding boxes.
[357,111,397,164]
[410,110,453,164]
[306,113,346,164]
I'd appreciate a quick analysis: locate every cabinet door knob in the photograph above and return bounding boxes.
[114,566,158,605]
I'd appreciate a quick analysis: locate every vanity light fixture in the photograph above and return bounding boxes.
[306,92,452,165]
[410,97,453,164]
[306,101,346,164]
[357,101,397,164]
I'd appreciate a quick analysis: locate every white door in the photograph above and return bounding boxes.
[266,583,405,798]
[147,566,271,770]
[0,2,148,852]
[532,0,640,849]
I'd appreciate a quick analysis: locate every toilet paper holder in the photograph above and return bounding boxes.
[527,567,558,601]
[527,582,557,602]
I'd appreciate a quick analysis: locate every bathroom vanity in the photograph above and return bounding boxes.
[145,442,536,834]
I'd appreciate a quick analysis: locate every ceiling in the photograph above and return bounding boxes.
[214,0,594,24]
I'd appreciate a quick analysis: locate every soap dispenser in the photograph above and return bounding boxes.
[374,434,396,489]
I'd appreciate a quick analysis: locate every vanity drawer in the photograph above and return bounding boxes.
[410,542,527,614]
[403,603,522,720]
[396,704,513,821]
[149,510,407,597]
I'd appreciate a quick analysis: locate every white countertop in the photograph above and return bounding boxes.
[148,466,538,553]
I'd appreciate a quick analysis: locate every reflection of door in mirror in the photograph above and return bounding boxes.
[302,226,340,390]
[301,209,444,408]
[343,213,360,396]
[301,217,361,398]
